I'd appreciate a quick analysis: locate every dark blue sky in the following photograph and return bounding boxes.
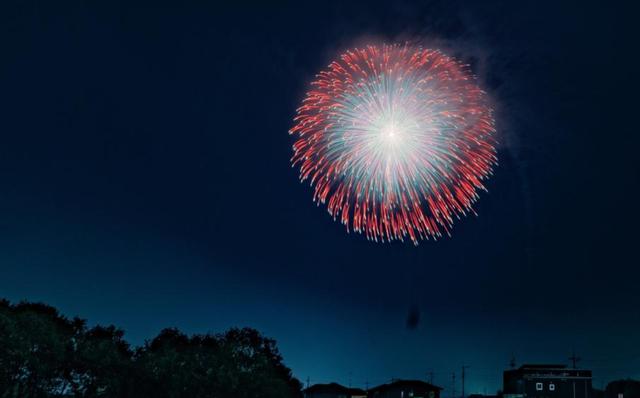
[1,0,638,393]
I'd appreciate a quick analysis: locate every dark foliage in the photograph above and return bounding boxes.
[605,380,640,398]
[0,300,302,398]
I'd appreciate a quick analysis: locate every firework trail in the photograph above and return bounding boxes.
[289,44,497,244]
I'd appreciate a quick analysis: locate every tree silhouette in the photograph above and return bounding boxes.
[135,327,302,398]
[0,299,302,398]
[69,325,134,397]
[0,301,75,397]
[606,380,640,398]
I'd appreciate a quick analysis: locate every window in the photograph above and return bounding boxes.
[550,383,556,391]
[536,383,543,391]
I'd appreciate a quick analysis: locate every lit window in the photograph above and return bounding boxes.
[550,384,556,391]
[536,383,543,391]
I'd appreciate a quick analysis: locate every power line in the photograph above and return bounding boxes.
[582,353,640,363]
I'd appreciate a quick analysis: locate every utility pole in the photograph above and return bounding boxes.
[451,373,456,398]
[365,380,369,392]
[569,349,581,369]
[348,372,352,388]
[306,377,310,389]
[510,353,516,369]
[462,365,470,398]
[427,371,434,385]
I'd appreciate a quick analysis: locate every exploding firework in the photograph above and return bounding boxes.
[289,44,497,244]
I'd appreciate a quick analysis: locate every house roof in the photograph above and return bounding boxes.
[518,364,567,370]
[369,379,443,392]
[304,383,366,395]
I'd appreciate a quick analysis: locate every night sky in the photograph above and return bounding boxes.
[1,0,638,393]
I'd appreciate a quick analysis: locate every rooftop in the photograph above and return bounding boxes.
[369,379,443,392]
[304,383,366,395]
[518,364,568,370]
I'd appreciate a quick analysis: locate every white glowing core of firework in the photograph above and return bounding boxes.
[373,117,418,158]
[347,92,426,187]
[381,122,399,144]
[327,72,445,197]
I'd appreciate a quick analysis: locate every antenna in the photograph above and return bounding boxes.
[569,349,581,369]
[510,353,516,369]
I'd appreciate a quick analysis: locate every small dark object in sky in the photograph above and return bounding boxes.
[406,306,420,330]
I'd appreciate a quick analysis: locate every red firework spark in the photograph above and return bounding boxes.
[289,44,497,244]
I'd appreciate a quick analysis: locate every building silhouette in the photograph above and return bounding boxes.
[503,364,592,398]
[368,379,442,398]
[303,382,367,398]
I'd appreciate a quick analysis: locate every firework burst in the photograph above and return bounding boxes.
[289,44,497,244]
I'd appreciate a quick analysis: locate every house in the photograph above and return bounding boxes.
[303,383,367,398]
[503,364,592,398]
[368,379,443,398]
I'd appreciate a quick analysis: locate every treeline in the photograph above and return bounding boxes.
[594,380,640,398]
[0,299,302,398]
